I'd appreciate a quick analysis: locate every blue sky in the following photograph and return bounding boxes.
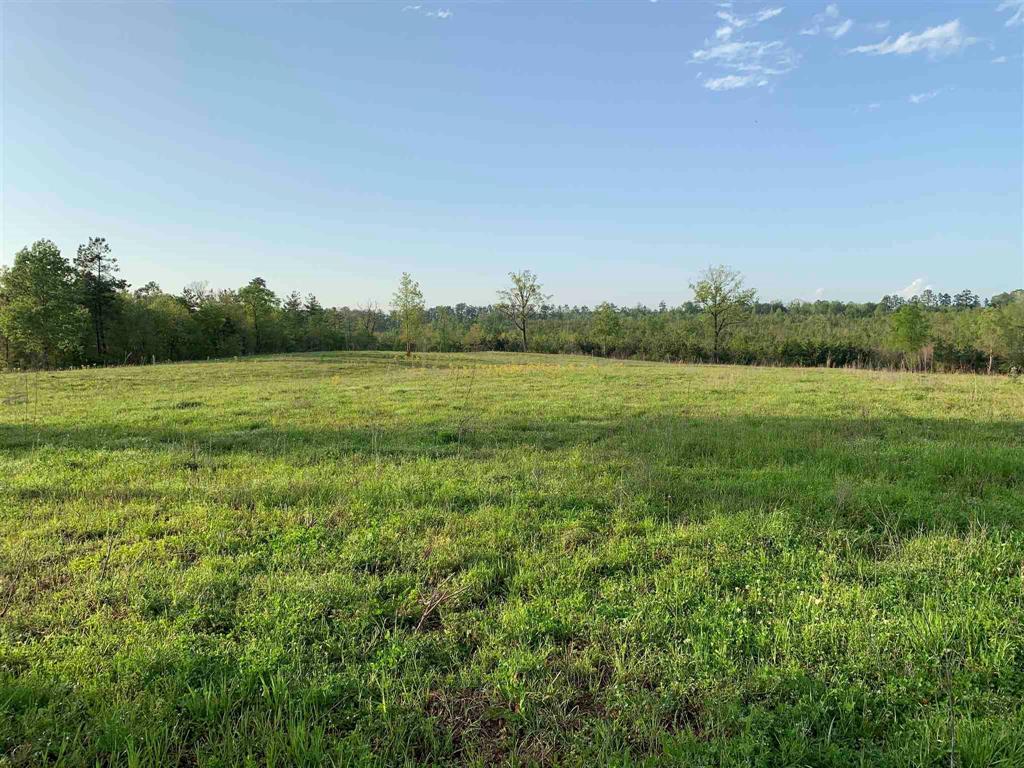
[2,1,1021,307]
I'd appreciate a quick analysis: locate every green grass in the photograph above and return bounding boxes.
[1,352,1023,767]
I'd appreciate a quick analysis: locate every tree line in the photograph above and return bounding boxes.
[1,238,1021,373]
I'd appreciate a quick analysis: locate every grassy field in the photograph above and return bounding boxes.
[1,352,1022,767]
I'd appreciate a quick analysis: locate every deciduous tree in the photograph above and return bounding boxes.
[238,277,279,353]
[392,273,425,357]
[0,240,88,367]
[889,302,930,369]
[592,302,622,356]
[998,296,1024,367]
[690,265,756,362]
[497,270,549,352]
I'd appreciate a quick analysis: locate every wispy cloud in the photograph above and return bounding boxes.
[692,40,795,71]
[693,7,797,92]
[847,20,976,57]
[898,278,931,299]
[402,5,452,19]
[716,6,784,30]
[852,101,882,113]
[997,0,1024,27]
[827,19,853,38]
[992,54,1009,63]
[801,2,852,36]
[711,6,784,45]
[692,41,799,76]
[704,73,770,90]
[909,89,941,104]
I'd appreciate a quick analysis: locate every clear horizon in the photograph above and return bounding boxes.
[3,1,1022,308]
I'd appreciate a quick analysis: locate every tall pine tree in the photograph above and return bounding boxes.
[74,237,127,359]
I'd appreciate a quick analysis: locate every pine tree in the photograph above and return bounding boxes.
[74,237,128,359]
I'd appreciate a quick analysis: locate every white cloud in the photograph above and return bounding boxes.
[717,11,740,27]
[692,40,799,75]
[872,20,891,31]
[802,3,852,37]
[716,6,784,29]
[992,55,1009,63]
[827,19,853,38]
[713,6,784,44]
[909,89,941,104]
[403,4,452,19]
[898,278,932,299]
[757,7,785,22]
[704,73,770,90]
[867,102,881,110]
[696,6,795,93]
[847,19,976,57]
[997,0,1024,27]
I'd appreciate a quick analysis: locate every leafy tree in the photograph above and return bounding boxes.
[0,240,88,367]
[433,306,458,352]
[988,289,1024,309]
[74,237,128,359]
[191,292,246,358]
[889,302,930,368]
[479,307,510,350]
[998,296,1024,367]
[690,265,756,362]
[886,294,906,312]
[592,302,622,356]
[182,281,212,311]
[238,277,279,353]
[497,270,549,352]
[972,309,1004,374]
[392,272,425,357]
[134,281,162,301]
[953,290,980,310]
[119,292,197,363]
[0,313,10,365]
